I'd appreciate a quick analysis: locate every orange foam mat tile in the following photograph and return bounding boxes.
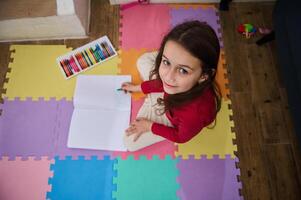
[216,50,230,100]
[118,49,151,100]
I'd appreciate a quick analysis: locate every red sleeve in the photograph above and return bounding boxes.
[151,94,216,143]
[141,79,164,94]
[151,114,211,143]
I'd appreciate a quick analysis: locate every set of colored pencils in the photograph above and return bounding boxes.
[57,36,117,79]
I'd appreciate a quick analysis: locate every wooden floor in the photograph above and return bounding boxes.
[221,2,301,199]
[0,1,301,199]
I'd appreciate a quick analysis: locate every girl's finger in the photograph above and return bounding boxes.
[133,133,141,142]
[125,127,130,132]
[126,127,135,135]
[136,117,146,121]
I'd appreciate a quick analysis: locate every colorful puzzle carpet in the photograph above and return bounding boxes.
[0,4,243,200]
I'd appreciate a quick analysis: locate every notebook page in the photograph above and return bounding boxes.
[73,75,131,111]
[68,108,129,151]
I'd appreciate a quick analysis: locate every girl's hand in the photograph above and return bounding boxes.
[121,82,142,93]
[125,118,153,142]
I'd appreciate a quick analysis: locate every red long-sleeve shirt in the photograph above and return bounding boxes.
[141,79,216,143]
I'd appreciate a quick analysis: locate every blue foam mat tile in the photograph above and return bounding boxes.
[47,156,117,200]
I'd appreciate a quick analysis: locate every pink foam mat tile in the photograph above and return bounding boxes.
[130,97,144,123]
[0,157,53,200]
[120,4,171,50]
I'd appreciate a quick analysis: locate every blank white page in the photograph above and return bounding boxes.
[68,75,131,151]
[74,75,131,111]
[68,109,129,151]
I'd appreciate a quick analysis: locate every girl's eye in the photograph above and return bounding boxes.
[162,59,170,66]
[178,68,188,74]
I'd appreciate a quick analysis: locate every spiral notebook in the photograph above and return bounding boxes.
[67,75,131,151]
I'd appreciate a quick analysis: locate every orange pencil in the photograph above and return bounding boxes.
[77,52,88,69]
[75,53,86,69]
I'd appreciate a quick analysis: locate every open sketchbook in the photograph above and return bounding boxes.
[67,75,131,151]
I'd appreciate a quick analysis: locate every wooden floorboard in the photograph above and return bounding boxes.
[221,2,301,199]
[0,1,300,199]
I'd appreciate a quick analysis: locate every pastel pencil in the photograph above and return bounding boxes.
[95,49,103,60]
[89,48,99,62]
[74,53,83,69]
[78,52,88,69]
[104,41,115,55]
[81,52,90,67]
[84,50,93,65]
[75,53,86,69]
[64,59,73,75]
[70,56,81,71]
[69,57,80,72]
[86,49,96,64]
[64,59,74,74]
[93,46,103,60]
[81,51,91,66]
[101,42,111,56]
[95,45,105,60]
[59,60,70,77]
[99,46,109,58]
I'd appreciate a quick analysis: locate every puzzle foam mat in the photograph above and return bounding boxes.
[0,3,243,200]
[2,45,120,101]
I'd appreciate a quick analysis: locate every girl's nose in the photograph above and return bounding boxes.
[165,67,176,82]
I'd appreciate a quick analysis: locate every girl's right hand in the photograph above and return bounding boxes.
[121,82,142,93]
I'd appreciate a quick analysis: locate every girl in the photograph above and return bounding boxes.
[121,20,221,151]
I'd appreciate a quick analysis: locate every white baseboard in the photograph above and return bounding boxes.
[0,0,90,42]
[110,0,275,4]
[0,15,86,42]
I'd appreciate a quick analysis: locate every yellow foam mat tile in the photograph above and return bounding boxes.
[3,45,119,100]
[118,49,152,100]
[216,50,230,100]
[176,99,236,159]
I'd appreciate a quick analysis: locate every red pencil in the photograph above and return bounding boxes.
[59,60,71,77]
[70,56,80,72]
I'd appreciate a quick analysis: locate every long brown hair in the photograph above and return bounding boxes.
[150,20,221,115]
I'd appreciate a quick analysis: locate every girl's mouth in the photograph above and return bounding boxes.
[164,81,176,88]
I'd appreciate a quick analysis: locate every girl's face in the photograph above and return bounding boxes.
[159,40,204,94]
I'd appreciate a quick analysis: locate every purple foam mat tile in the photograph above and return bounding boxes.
[54,99,113,158]
[0,98,59,159]
[177,155,243,200]
[170,7,223,48]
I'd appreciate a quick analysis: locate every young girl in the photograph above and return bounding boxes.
[121,20,221,151]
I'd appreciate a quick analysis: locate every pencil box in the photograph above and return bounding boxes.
[56,35,117,79]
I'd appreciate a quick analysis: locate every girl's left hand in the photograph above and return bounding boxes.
[125,118,153,142]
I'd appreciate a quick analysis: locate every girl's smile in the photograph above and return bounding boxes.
[163,81,177,88]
